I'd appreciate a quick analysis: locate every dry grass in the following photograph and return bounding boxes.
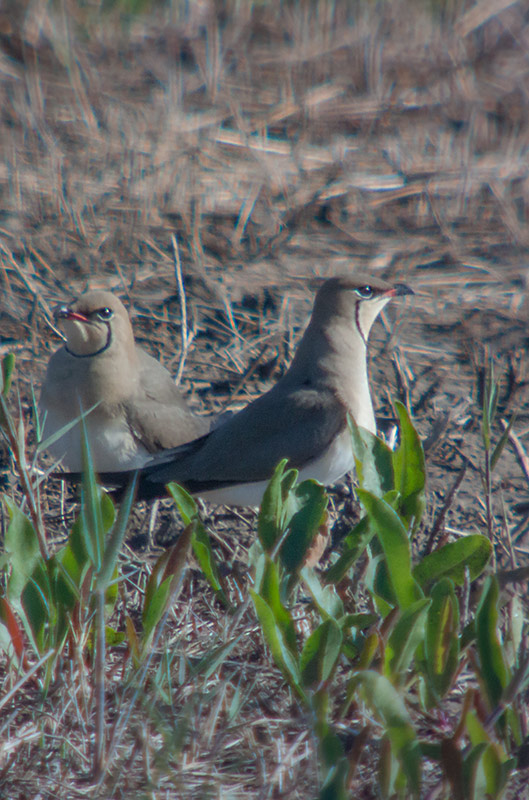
[2,0,529,797]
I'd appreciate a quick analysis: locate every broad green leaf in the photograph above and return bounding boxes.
[190,635,243,680]
[259,558,298,656]
[476,577,509,709]
[166,482,199,526]
[142,575,173,643]
[356,632,379,670]
[258,460,297,552]
[349,417,394,497]
[300,618,342,689]
[20,562,51,651]
[21,554,77,655]
[144,530,193,622]
[413,535,491,590]
[301,566,344,619]
[105,626,126,646]
[280,480,328,574]
[324,516,374,585]
[4,499,42,602]
[1,353,16,396]
[385,598,430,682]
[356,489,422,609]
[251,591,301,692]
[319,754,348,800]
[465,709,514,797]
[372,558,398,608]
[340,613,378,631]
[425,578,460,700]
[56,541,86,593]
[192,522,230,606]
[392,401,426,524]
[351,670,421,796]
[462,742,488,800]
[143,525,194,648]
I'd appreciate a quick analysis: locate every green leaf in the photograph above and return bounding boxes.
[4,499,42,602]
[143,526,194,646]
[259,558,298,656]
[300,618,342,689]
[190,635,244,680]
[340,613,378,631]
[425,578,460,700]
[104,626,126,646]
[491,413,516,471]
[392,402,426,524]
[385,598,430,682]
[257,460,298,553]
[142,574,173,643]
[192,523,230,606]
[476,577,510,709]
[356,490,422,609]
[301,566,344,619]
[20,563,50,652]
[280,480,328,575]
[319,755,348,800]
[1,353,16,397]
[324,516,374,585]
[166,482,199,526]
[462,742,489,800]
[413,535,491,590]
[461,729,513,800]
[349,417,394,497]
[351,671,421,796]
[251,590,301,693]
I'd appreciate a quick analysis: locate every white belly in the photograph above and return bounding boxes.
[41,409,150,472]
[197,429,355,507]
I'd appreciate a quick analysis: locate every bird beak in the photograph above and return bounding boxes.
[54,305,89,323]
[388,283,414,297]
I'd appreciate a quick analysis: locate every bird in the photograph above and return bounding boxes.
[40,289,213,472]
[61,274,413,504]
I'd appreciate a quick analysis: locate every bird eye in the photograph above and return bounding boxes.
[355,285,373,299]
[95,307,113,321]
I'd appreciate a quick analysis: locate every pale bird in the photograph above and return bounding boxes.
[40,290,212,471]
[62,274,413,504]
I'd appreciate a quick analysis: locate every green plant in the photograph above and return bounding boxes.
[248,403,523,799]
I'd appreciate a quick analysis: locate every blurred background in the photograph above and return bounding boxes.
[2,0,529,519]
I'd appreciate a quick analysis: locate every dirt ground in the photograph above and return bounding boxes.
[1,1,529,797]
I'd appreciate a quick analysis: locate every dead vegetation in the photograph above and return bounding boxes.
[2,0,529,797]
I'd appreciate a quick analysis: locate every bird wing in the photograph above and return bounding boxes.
[125,400,211,453]
[136,347,192,408]
[143,383,347,490]
[126,347,212,451]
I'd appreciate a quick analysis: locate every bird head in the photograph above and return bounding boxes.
[313,273,413,343]
[54,290,133,358]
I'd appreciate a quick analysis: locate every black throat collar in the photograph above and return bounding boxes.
[65,325,112,358]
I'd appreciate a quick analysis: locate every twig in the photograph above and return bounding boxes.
[502,418,529,487]
[0,393,48,560]
[424,461,467,554]
[171,233,194,385]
